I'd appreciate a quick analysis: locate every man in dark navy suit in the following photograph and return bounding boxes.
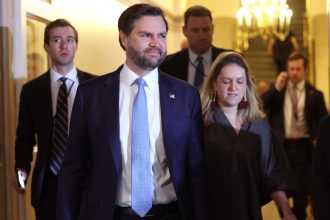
[13,19,94,220]
[160,5,229,87]
[262,52,327,220]
[57,4,209,220]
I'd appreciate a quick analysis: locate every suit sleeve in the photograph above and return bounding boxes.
[311,91,328,140]
[261,84,280,114]
[187,90,210,219]
[57,87,91,220]
[15,84,36,174]
[312,116,330,220]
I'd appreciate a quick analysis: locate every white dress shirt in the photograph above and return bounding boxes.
[187,47,212,85]
[117,64,176,206]
[284,80,309,138]
[50,67,79,130]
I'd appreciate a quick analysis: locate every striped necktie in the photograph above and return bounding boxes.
[290,85,299,137]
[194,56,204,88]
[50,77,68,175]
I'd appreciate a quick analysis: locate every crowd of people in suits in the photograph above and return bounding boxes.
[12,3,330,220]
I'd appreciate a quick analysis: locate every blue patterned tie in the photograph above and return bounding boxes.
[50,77,68,175]
[194,56,204,88]
[131,78,152,217]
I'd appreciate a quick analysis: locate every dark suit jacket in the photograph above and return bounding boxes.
[159,45,229,81]
[261,82,327,143]
[56,66,209,220]
[15,69,94,208]
[312,115,330,220]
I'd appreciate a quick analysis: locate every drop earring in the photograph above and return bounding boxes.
[238,91,249,109]
[210,91,217,110]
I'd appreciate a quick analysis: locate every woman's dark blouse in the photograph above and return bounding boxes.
[204,108,297,220]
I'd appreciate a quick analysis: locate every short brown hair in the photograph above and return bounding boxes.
[44,19,78,45]
[118,3,168,50]
[184,5,212,26]
[287,51,308,69]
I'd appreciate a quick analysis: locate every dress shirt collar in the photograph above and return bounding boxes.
[288,79,305,92]
[120,63,158,90]
[50,66,78,83]
[188,46,212,63]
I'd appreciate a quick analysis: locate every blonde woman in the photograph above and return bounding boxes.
[200,52,297,220]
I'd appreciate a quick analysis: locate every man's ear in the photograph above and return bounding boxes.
[119,30,128,50]
[43,43,50,54]
[182,26,188,37]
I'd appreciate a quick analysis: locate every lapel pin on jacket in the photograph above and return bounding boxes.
[169,93,175,99]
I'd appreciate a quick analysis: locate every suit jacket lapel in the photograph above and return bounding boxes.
[304,83,313,120]
[158,73,178,170]
[101,70,122,174]
[182,49,189,80]
[279,88,286,134]
[37,72,53,129]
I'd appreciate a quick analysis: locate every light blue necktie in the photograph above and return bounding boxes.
[131,78,152,217]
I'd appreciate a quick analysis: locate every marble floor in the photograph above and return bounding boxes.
[262,200,314,220]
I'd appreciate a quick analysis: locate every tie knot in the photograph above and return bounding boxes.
[134,78,146,87]
[197,56,203,62]
[291,84,298,91]
[59,77,67,84]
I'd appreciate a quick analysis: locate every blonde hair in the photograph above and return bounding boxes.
[200,51,264,125]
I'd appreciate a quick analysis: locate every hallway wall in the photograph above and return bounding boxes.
[309,0,329,108]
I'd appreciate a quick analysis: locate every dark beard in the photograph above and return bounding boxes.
[127,46,166,71]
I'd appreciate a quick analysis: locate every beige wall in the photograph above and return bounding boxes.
[24,0,185,76]
[313,14,329,108]
[309,0,329,108]
[26,0,128,76]
[24,0,241,75]
[185,0,240,50]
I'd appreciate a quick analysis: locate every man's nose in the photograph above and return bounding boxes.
[60,40,68,48]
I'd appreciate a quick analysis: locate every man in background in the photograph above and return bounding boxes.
[160,5,229,88]
[262,52,327,220]
[12,19,94,220]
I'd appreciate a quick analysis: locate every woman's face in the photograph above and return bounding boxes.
[213,63,247,109]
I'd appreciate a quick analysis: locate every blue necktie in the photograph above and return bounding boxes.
[50,77,68,175]
[131,78,152,217]
[194,56,204,88]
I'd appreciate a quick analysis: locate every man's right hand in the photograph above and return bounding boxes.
[275,71,289,91]
[11,169,27,194]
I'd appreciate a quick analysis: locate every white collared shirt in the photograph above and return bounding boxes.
[50,67,79,129]
[117,64,176,206]
[284,80,309,138]
[187,47,212,85]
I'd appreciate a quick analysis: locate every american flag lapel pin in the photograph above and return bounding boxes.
[169,93,175,99]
